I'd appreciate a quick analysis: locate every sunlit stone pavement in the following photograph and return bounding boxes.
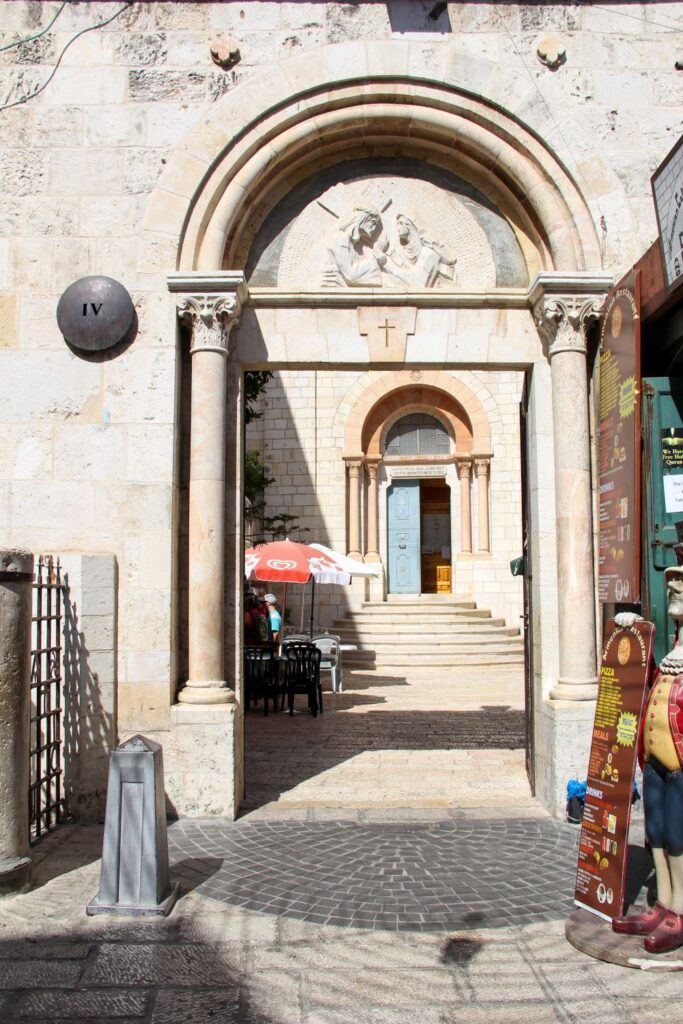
[0,666,669,1022]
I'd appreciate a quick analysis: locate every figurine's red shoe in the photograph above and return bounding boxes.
[611,902,667,935]
[644,911,683,953]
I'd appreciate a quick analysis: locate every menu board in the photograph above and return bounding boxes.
[598,273,641,604]
[574,618,654,921]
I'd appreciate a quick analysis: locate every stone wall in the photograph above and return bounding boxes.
[0,2,682,816]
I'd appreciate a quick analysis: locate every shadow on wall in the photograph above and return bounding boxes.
[62,574,115,823]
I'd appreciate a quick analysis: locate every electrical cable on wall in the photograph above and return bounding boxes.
[0,1,68,53]
[0,1,133,112]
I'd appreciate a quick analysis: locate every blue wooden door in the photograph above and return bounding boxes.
[387,480,421,593]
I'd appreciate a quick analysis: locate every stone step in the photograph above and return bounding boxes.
[343,651,525,667]
[342,638,523,653]
[333,619,512,634]
[383,597,478,607]
[335,609,496,623]
[360,600,486,612]
[342,636,524,654]
[330,598,524,671]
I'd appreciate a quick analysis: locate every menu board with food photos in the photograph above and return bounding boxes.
[598,272,641,604]
[574,617,654,921]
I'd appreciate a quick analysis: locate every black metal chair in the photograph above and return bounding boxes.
[281,642,322,716]
[244,643,281,715]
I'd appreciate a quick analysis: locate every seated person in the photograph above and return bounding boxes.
[264,593,282,642]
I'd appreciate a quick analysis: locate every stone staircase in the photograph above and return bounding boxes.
[332,596,525,670]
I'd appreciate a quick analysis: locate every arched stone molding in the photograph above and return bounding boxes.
[366,390,472,458]
[137,40,630,280]
[343,370,491,459]
[341,370,494,565]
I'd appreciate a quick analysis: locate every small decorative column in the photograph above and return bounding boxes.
[365,460,381,563]
[172,275,245,705]
[474,458,491,554]
[0,548,33,893]
[530,273,611,701]
[457,459,473,554]
[346,459,362,561]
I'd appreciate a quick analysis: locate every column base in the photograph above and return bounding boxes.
[549,677,598,701]
[0,855,31,895]
[178,682,235,704]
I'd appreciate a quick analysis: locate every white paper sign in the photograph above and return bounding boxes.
[664,474,683,513]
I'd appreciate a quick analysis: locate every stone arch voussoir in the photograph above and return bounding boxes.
[342,371,492,458]
[139,40,623,281]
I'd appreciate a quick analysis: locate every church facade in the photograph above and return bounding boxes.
[1,2,681,818]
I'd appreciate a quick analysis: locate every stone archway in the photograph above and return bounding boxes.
[341,372,494,580]
[138,39,621,816]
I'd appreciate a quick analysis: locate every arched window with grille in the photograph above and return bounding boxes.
[384,413,451,457]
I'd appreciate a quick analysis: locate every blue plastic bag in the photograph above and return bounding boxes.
[566,779,586,824]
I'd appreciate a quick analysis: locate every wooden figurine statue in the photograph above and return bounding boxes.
[611,556,683,952]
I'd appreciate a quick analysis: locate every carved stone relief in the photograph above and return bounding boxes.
[245,157,529,290]
[321,203,457,289]
[275,176,499,291]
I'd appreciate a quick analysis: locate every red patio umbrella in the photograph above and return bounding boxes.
[244,539,350,636]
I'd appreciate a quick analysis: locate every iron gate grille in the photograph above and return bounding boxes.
[29,555,66,842]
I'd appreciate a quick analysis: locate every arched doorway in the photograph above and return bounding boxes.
[141,40,616,816]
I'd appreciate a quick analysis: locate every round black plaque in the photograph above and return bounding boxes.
[56,276,135,353]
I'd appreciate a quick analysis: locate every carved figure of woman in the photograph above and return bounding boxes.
[384,213,457,288]
[321,206,388,287]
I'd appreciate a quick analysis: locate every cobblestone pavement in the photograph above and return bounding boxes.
[169,816,579,931]
[0,666,666,1021]
[0,817,671,1024]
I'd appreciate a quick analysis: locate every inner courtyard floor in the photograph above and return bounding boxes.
[243,665,535,814]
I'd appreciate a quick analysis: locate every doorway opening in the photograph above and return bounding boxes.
[387,477,452,595]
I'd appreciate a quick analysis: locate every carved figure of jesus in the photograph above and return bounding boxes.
[321,206,388,287]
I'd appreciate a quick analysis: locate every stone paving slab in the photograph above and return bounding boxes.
[243,667,533,813]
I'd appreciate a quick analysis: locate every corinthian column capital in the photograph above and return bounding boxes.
[177,294,241,356]
[168,270,247,356]
[528,272,612,358]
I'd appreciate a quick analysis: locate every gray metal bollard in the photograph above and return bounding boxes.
[87,734,179,916]
[0,548,33,894]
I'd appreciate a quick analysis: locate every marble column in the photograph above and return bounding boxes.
[474,459,491,554]
[530,273,611,701]
[346,460,362,561]
[457,459,472,554]
[176,290,242,704]
[365,460,381,563]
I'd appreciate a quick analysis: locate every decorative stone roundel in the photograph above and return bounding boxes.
[56,276,135,353]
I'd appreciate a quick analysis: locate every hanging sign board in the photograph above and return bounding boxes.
[574,618,654,921]
[651,134,683,290]
[598,272,641,604]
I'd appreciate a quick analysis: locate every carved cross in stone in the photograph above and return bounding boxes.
[380,318,395,348]
[357,306,417,362]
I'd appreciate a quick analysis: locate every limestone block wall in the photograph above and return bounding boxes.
[59,553,117,821]
[0,2,681,817]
